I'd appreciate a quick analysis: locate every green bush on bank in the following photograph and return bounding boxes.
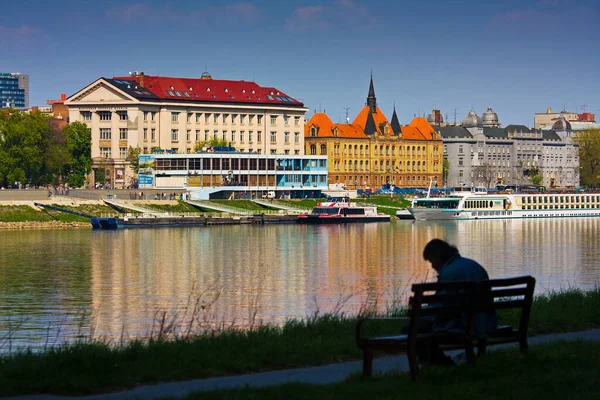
[0,288,599,397]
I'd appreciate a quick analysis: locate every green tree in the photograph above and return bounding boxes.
[193,137,229,152]
[63,121,92,187]
[574,129,600,188]
[126,146,142,174]
[442,157,450,187]
[528,168,543,185]
[0,110,53,187]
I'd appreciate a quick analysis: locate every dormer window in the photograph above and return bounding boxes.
[333,127,338,137]
[170,86,174,90]
[242,89,246,93]
[206,87,210,92]
[310,126,318,137]
[251,90,255,94]
[225,88,228,92]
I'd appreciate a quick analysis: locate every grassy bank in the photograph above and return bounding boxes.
[180,341,600,400]
[0,204,115,223]
[0,288,599,397]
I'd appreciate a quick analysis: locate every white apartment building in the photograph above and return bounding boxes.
[65,72,308,188]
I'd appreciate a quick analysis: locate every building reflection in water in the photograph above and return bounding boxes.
[1,217,600,349]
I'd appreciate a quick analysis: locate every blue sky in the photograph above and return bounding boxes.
[1,0,599,127]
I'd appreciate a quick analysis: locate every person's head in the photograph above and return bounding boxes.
[423,239,460,272]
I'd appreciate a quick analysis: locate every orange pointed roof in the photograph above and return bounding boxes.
[353,106,392,135]
[402,117,440,141]
[304,112,334,137]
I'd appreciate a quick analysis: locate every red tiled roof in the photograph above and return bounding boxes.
[403,117,439,141]
[111,75,304,106]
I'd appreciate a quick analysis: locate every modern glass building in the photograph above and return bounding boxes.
[0,73,26,109]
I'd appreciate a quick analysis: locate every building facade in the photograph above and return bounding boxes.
[65,72,308,188]
[0,73,27,109]
[436,109,580,188]
[304,76,443,189]
[139,151,328,200]
[534,107,596,130]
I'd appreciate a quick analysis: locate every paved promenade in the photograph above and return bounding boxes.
[5,328,600,400]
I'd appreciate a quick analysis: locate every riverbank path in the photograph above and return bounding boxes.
[6,328,600,400]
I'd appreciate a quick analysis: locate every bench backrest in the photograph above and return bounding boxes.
[407,275,536,337]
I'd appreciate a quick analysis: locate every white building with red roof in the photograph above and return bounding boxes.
[65,72,308,188]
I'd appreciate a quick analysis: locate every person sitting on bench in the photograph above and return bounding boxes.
[411,239,498,365]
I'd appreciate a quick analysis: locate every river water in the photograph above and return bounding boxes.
[1,218,599,351]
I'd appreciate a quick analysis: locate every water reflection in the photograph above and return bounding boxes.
[1,218,600,350]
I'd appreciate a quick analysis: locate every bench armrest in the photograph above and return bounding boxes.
[356,317,409,344]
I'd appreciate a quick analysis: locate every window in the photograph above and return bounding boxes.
[257,131,262,142]
[294,116,300,126]
[295,132,300,143]
[223,114,229,123]
[171,112,179,122]
[294,150,300,155]
[284,132,290,143]
[118,111,128,121]
[270,115,277,125]
[143,128,148,140]
[214,113,220,123]
[284,115,290,125]
[187,113,192,122]
[151,128,156,141]
[119,128,128,140]
[240,131,245,142]
[231,114,237,123]
[320,144,326,155]
[171,129,179,141]
[222,131,226,140]
[119,147,127,159]
[99,111,111,121]
[231,131,236,141]
[249,131,253,142]
[257,115,263,124]
[143,111,149,121]
[196,113,202,123]
[310,145,316,155]
[285,150,290,155]
[205,113,211,122]
[205,130,210,141]
[459,145,463,154]
[186,130,191,142]
[270,132,276,143]
[213,130,218,139]
[270,149,277,155]
[151,112,156,121]
[100,147,111,158]
[95,128,111,143]
[82,111,92,121]
[240,114,246,123]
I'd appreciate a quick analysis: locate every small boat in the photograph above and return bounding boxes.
[297,197,390,224]
[395,209,415,220]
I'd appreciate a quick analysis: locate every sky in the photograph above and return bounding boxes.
[1,0,599,127]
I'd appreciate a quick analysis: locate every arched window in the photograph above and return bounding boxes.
[360,145,364,155]
[365,161,369,171]
[320,144,326,155]
[392,146,395,156]
[310,144,316,155]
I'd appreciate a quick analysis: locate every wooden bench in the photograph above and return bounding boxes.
[356,275,536,379]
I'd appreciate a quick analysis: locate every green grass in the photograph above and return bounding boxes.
[275,198,324,209]
[210,200,275,211]
[142,201,203,213]
[174,341,600,400]
[0,204,118,223]
[351,195,411,208]
[1,288,599,396]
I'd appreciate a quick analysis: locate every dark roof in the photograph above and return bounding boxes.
[106,75,304,107]
[437,126,472,138]
[390,108,401,135]
[484,127,507,139]
[504,124,531,133]
[367,74,376,112]
[364,110,377,135]
[543,130,562,141]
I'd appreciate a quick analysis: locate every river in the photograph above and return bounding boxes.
[1,218,599,351]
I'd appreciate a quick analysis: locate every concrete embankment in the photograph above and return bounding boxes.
[0,221,90,229]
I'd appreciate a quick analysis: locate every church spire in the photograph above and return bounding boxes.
[367,71,377,113]
[391,103,401,135]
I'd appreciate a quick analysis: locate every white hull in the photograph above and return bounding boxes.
[409,192,600,221]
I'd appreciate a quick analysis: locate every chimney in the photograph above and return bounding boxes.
[139,72,145,88]
[61,93,66,101]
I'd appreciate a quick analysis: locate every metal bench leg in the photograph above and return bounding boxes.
[519,335,529,355]
[407,347,420,380]
[363,349,373,377]
[477,338,487,356]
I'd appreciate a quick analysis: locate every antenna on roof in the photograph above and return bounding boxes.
[343,106,350,123]
[453,109,459,125]
[252,73,255,82]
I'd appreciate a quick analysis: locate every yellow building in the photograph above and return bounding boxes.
[304,76,443,188]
